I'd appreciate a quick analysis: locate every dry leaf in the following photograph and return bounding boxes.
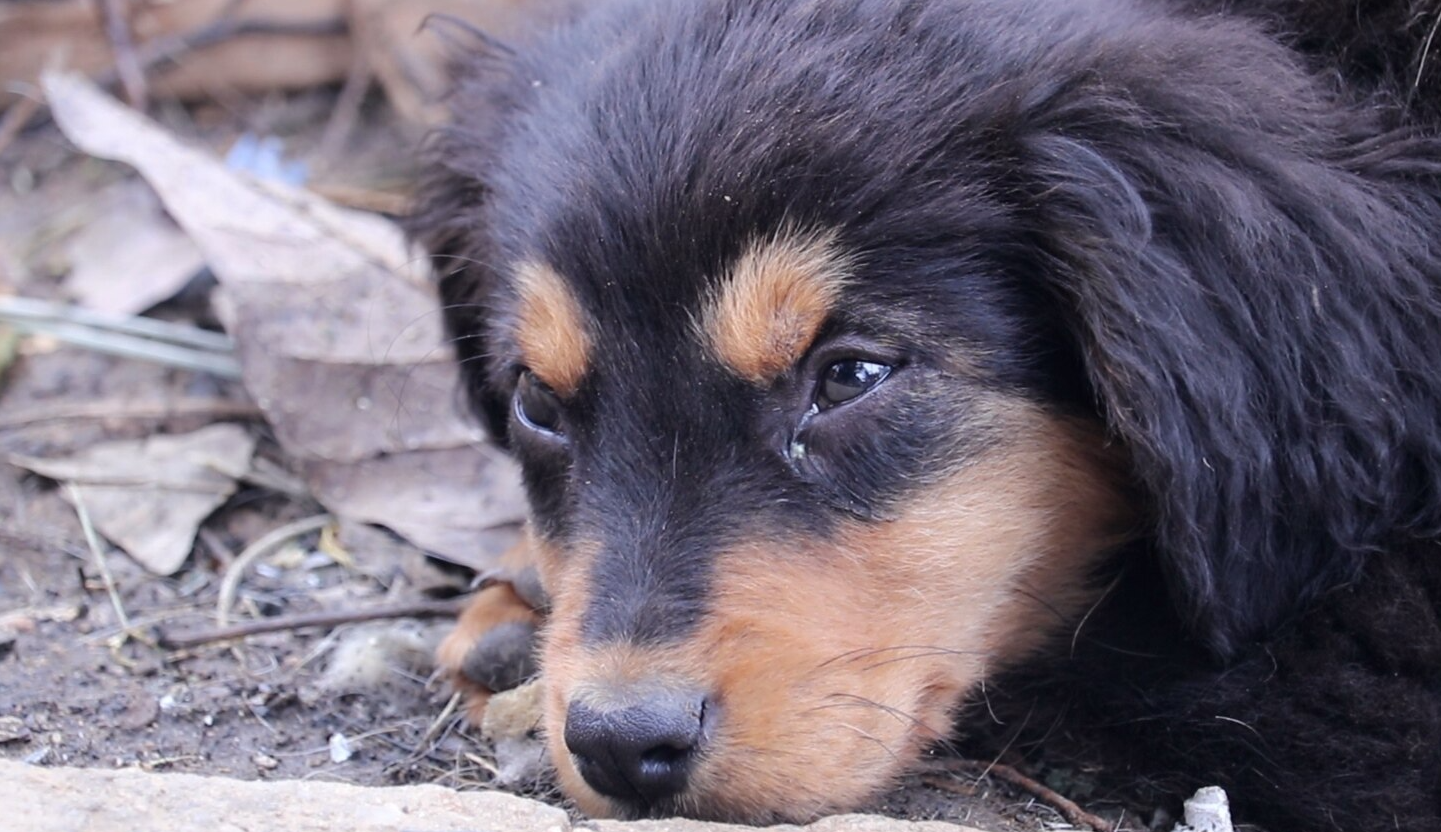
[7,424,256,575]
[43,71,525,570]
[63,184,206,315]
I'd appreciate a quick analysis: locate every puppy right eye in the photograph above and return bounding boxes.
[515,371,563,435]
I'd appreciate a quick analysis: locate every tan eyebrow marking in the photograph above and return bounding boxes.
[513,260,592,396]
[703,231,851,385]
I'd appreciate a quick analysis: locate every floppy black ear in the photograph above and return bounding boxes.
[1016,51,1441,657]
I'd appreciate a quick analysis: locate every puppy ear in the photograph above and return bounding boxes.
[1020,83,1441,657]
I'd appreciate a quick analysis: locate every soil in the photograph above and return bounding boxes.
[0,90,1151,832]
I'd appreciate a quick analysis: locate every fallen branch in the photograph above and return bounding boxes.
[925,759,1115,832]
[159,596,468,649]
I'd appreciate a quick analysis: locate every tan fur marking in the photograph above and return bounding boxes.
[513,261,591,396]
[704,232,850,385]
[537,400,1136,822]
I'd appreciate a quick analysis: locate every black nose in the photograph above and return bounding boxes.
[563,690,707,804]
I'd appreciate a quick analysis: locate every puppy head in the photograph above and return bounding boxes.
[501,230,1133,820]
[413,0,1436,820]
[408,1,1143,820]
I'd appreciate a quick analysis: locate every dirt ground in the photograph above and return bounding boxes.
[0,90,1153,832]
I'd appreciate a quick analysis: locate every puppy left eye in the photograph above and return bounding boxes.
[817,359,891,410]
[515,371,564,434]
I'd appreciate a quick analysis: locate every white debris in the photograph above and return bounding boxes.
[328,732,354,764]
[1173,786,1233,832]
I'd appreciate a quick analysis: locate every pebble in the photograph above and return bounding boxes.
[0,716,30,744]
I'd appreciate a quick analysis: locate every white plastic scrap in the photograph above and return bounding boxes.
[1173,786,1234,832]
[327,732,354,764]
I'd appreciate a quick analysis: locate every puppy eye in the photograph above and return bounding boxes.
[817,359,891,410]
[515,371,563,434]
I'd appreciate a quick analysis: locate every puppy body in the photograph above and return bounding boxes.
[413,1,1441,829]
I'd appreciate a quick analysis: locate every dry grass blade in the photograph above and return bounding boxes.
[0,296,240,378]
[216,514,332,626]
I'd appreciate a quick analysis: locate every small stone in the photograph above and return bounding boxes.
[0,716,30,743]
[252,752,280,770]
[328,732,353,763]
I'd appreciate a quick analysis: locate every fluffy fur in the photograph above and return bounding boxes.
[410,1,1441,829]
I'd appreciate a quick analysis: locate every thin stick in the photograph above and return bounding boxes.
[315,50,373,169]
[217,514,331,626]
[307,184,410,216]
[0,95,42,158]
[417,691,462,749]
[927,759,1114,832]
[0,398,260,430]
[66,484,134,636]
[100,0,148,110]
[159,596,467,649]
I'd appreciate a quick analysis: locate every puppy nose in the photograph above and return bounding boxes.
[563,690,707,803]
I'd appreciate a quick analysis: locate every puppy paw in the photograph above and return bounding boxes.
[437,577,543,725]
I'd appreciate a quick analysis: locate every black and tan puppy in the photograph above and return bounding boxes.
[410,0,1441,828]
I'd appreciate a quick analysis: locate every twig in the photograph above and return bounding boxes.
[159,596,467,649]
[216,514,332,626]
[95,17,348,90]
[0,95,42,159]
[417,691,462,749]
[927,759,1114,832]
[197,527,237,568]
[100,0,148,110]
[315,50,373,170]
[0,397,260,430]
[66,483,143,647]
[307,183,410,215]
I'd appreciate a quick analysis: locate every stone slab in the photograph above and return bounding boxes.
[1,761,983,832]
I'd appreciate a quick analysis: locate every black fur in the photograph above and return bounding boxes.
[410,0,1441,828]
